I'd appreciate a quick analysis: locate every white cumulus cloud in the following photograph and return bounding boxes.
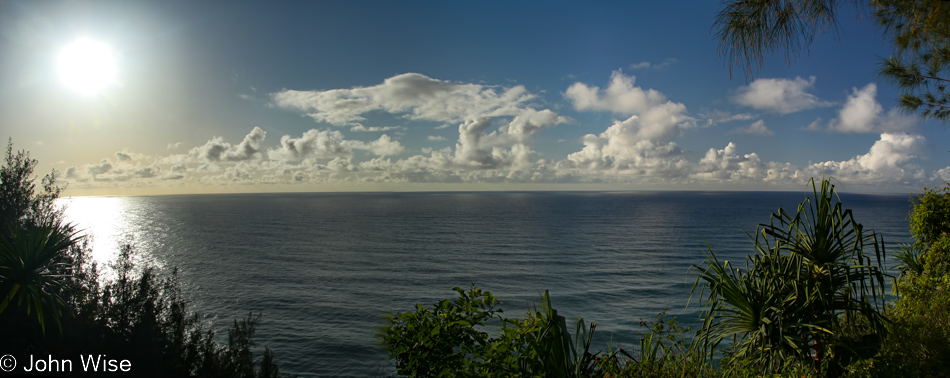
[271,73,547,125]
[733,76,832,114]
[811,83,916,133]
[558,117,689,177]
[191,127,267,162]
[267,129,404,163]
[564,70,671,115]
[805,132,927,183]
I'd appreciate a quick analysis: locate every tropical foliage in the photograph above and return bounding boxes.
[381,286,605,377]
[714,0,950,122]
[692,179,888,375]
[0,140,295,377]
[385,179,950,377]
[0,220,80,334]
[867,184,950,377]
[0,139,76,333]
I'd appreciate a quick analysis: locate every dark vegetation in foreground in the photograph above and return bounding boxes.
[0,141,295,377]
[382,179,950,377]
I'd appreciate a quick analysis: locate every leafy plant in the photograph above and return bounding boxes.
[0,139,79,334]
[592,311,710,378]
[516,290,600,378]
[873,183,950,377]
[693,178,888,375]
[381,285,506,376]
[382,286,606,377]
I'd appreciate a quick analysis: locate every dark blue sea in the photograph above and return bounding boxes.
[60,190,914,377]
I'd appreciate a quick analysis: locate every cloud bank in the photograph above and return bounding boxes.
[58,73,945,193]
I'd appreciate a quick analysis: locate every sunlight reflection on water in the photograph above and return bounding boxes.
[59,196,162,277]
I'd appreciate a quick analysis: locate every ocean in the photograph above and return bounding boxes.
[60,190,914,377]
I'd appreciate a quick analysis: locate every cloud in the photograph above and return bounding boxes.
[629,59,676,70]
[563,70,694,142]
[56,68,941,192]
[564,70,671,115]
[191,127,267,162]
[699,109,754,126]
[690,142,799,182]
[61,128,941,191]
[356,134,405,156]
[350,124,404,132]
[733,76,832,114]
[451,118,534,170]
[557,71,697,177]
[693,143,764,180]
[132,165,162,178]
[114,150,148,162]
[933,167,950,182]
[805,132,927,183]
[730,120,774,135]
[810,83,916,133]
[85,160,113,176]
[267,129,404,163]
[557,116,690,177]
[629,62,652,70]
[167,142,182,150]
[688,134,929,185]
[269,129,361,162]
[502,108,567,138]
[354,113,558,175]
[271,73,546,125]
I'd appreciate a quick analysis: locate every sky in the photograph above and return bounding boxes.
[1,1,948,196]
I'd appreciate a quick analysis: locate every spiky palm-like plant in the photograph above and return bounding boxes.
[693,178,888,375]
[0,220,81,334]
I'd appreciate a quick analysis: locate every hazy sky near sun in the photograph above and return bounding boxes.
[1,1,948,195]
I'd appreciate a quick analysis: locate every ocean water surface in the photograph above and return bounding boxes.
[60,191,913,377]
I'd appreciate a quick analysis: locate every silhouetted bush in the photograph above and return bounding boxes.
[0,140,294,377]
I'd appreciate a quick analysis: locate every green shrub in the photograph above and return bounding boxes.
[594,311,712,378]
[382,286,605,377]
[869,184,950,377]
[692,178,888,376]
[381,285,512,376]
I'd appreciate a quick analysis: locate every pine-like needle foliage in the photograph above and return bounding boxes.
[714,0,950,122]
[876,0,950,121]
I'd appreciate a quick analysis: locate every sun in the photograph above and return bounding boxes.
[58,38,116,95]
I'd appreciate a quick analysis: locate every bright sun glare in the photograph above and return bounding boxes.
[58,38,116,95]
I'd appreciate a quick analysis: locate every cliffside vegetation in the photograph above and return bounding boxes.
[0,140,294,378]
[383,179,950,377]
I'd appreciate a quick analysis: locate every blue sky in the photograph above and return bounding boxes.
[1,1,947,195]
